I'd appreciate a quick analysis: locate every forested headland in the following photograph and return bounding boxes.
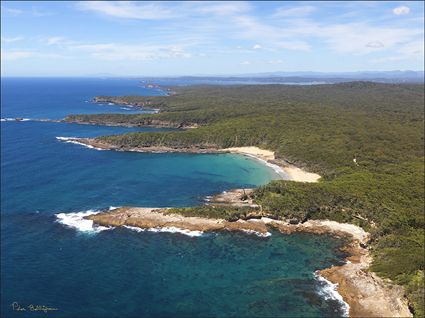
[66,82,424,316]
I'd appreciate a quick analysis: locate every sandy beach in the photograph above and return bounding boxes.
[220,146,321,182]
[57,138,321,183]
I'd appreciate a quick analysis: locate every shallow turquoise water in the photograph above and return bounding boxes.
[1,78,347,317]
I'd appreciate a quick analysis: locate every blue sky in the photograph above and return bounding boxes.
[1,1,424,76]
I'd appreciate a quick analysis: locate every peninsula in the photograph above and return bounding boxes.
[62,83,424,317]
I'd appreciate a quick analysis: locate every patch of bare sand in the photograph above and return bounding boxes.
[221,146,321,183]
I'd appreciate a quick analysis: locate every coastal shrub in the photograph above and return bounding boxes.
[167,206,259,220]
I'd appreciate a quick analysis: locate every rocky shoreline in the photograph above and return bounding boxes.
[86,205,411,317]
[92,96,158,111]
[319,242,412,317]
[63,117,199,129]
[86,207,271,236]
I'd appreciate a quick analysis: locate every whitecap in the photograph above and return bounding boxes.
[123,225,203,237]
[314,271,350,317]
[56,136,105,151]
[55,210,113,233]
[1,117,32,122]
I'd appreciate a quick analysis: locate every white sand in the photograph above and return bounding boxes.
[221,146,321,183]
[283,166,321,183]
[223,146,275,160]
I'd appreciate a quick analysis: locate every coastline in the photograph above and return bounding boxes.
[63,118,199,129]
[221,146,321,182]
[56,137,412,317]
[82,206,411,317]
[57,138,321,183]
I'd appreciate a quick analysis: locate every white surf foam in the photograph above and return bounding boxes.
[124,225,204,237]
[1,117,32,122]
[240,229,272,237]
[55,210,113,233]
[244,154,289,179]
[56,137,105,151]
[314,271,350,317]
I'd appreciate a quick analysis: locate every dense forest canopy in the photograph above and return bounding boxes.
[67,82,424,316]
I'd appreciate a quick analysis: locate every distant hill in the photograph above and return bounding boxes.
[137,70,424,84]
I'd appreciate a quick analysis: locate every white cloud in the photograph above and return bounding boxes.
[277,41,311,51]
[47,37,65,45]
[276,19,422,55]
[393,6,410,15]
[365,41,384,48]
[1,6,24,16]
[1,36,23,43]
[268,59,283,64]
[31,7,54,17]
[240,61,251,65]
[1,50,34,60]
[77,1,253,21]
[1,50,65,61]
[228,10,422,56]
[77,1,177,20]
[253,44,262,49]
[1,6,53,17]
[274,6,316,18]
[70,43,192,60]
[191,2,251,16]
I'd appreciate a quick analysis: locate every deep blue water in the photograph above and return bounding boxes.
[1,78,347,317]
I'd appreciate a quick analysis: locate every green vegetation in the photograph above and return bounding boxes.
[69,82,424,316]
[167,205,259,222]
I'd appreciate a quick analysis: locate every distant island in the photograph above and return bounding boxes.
[60,82,424,317]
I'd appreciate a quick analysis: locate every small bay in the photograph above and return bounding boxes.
[1,78,348,317]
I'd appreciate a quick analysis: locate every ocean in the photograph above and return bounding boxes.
[1,78,348,317]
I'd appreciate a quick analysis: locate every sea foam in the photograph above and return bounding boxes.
[56,137,105,151]
[1,118,32,122]
[240,229,272,237]
[244,154,289,179]
[314,271,350,317]
[124,225,204,237]
[55,210,113,233]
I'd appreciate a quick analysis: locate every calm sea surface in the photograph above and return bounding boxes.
[1,78,347,317]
